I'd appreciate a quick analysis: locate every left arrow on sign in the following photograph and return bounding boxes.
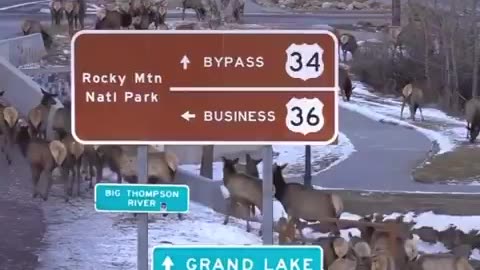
[181,111,196,121]
[162,256,174,270]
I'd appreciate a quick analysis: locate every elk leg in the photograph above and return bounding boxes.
[419,106,425,121]
[31,166,41,198]
[62,166,72,200]
[223,197,235,225]
[95,159,104,186]
[410,104,415,121]
[75,160,82,197]
[43,170,55,201]
[467,123,471,139]
[182,7,186,20]
[245,203,252,233]
[400,99,406,119]
[292,216,307,242]
[177,213,184,220]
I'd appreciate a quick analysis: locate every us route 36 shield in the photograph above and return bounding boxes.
[285,97,325,136]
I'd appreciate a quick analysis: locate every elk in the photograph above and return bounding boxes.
[328,237,356,270]
[150,0,168,27]
[28,89,58,139]
[49,0,63,26]
[114,147,184,220]
[19,123,69,201]
[339,66,354,102]
[95,8,132,30]
[21,19,53,49]
[339,33,358,62]
[272,163,343,239]
[362,218,411,270]
[404,238,474,270]
[221,157,263,235]
[61,133,85,197]
[0,106,19,165]
[182,0,207,21]
[349,235,372,270]
[63,0,86,34]
[233,153,263,223]
[276,217,297,244]
[52,101,70,140]
[465,97,480,143]
[400,81,425,121]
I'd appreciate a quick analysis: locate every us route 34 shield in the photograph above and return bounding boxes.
[71,30,340,145]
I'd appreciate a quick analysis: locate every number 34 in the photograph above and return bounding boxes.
[289,106,320,127]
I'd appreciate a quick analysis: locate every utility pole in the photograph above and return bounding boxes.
[392,0,401,27]
[304,145,312,187]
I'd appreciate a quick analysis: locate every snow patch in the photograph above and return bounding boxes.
[180,132,355,181]
[341,82,458,154]
[37,198,261,270]
[383,211,480,234]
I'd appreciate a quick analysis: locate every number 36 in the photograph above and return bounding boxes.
[289,106,320,127]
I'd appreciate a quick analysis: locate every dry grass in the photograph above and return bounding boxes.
[413,147,480,184]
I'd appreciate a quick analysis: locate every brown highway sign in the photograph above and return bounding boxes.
[71,30,339,145]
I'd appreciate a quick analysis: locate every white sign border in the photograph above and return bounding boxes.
[71,29,340,146]
[93,183,191,214]
[150,244,325,270]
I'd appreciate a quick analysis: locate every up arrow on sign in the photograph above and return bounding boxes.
[162,256,174,270]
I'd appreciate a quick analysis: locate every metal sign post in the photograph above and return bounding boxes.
[304,145,312,187]
[262,145,274,244]
[137,145,149,270]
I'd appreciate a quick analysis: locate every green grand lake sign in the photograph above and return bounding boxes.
[152,245,324,270]
[94,183,190,213]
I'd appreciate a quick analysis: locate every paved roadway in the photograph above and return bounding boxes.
[0,0,477,269]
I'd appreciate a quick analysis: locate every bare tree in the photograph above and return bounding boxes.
[472,0,479,97]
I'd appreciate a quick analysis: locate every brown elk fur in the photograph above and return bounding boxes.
[50,0,63,26]
[222,157,263,235]
[0,106,19,165]
[339,66,354,102]
[353,241,372,270]
[21,19,53,49]
[400,82,425,121]
[312,237,340,267]
[28,89,58,139]
[26,136,69,201]
[272,163,343,239]
[404,239,474,270]
[62,133,85,197]
[113,148,183,220]
[233,154,263,222]
[276,216,297,244]
[465,98,480,143]
[362,220,411,270]
[328,258,356,270]
[63,0,85,33]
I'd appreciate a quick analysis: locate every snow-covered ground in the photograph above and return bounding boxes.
[341,82,468,154]
[180,132,355,181]
[36,191,262,270]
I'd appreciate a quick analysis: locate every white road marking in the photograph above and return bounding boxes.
[0,0,49,11]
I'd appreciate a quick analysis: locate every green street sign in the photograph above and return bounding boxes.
[94,183,190,213]
[152,245,324,270]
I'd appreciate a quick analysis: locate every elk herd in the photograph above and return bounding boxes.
[219,156,475,270]
[0,88,180,203]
